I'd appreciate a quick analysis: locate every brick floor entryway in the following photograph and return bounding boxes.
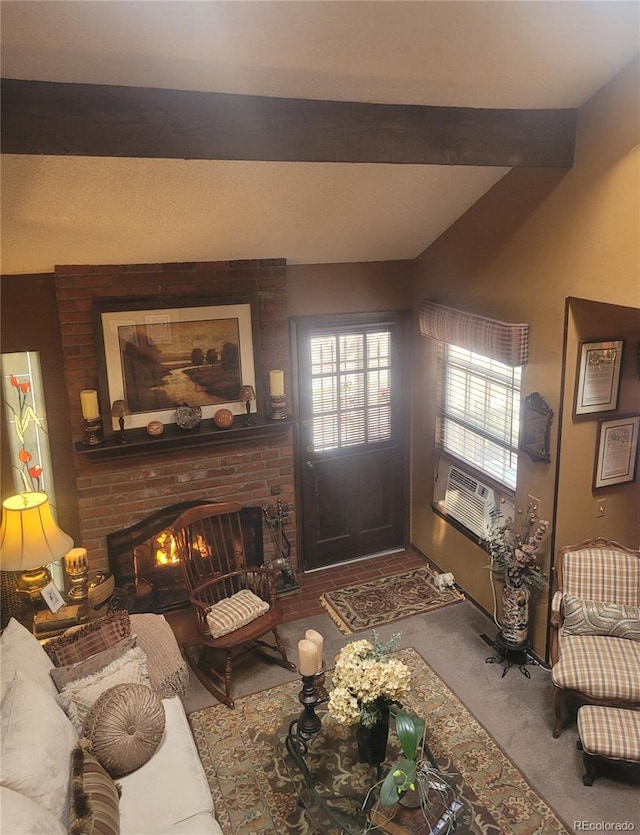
[165,549,429,642]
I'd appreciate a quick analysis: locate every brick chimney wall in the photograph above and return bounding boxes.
[55,260,295,575]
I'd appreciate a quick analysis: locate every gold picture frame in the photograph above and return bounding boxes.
[94,299,257,431]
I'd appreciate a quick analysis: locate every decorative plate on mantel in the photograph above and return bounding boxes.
[175,405,202,430]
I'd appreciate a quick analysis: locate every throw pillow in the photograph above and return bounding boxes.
[563,595,640,641]
[1,671,78,826]
[49,637,137,693]
[44,610,131,667]
[206,588,270,638]
[130,614,189,698]
[58,647,151,732]
[0,617,58,699]
[83,683,166,778]
[69,742,121,835]
[0,786,66,835]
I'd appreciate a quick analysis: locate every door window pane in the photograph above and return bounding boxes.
[310,329,392,452]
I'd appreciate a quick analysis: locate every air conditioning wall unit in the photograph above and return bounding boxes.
[442,464,497,539]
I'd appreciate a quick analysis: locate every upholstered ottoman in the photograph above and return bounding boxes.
[576,705,640,785]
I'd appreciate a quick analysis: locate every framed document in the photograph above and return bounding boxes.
[574,339,623,416]
[593,415,639,489]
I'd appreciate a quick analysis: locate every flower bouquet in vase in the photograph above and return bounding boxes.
[486,508,549,647]
[327,632,410,767]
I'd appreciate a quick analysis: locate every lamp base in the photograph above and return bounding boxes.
[15,566,52,602]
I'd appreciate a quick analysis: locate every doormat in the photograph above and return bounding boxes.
[319,564,464,634]
[188,646,571,835]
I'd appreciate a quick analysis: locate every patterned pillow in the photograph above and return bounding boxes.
[206,589,270,638]
[50,637,137,693]
[563,595,640,642]
[83,683,165,778]
[69,743,120,835]
[58,647,151,732]
[44,611,131,667]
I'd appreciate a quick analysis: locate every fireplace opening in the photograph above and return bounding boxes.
[106,499,263,613]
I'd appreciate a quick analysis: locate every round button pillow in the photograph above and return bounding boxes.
[82,683,165,778]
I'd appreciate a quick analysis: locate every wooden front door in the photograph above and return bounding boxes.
[293,312,409,571]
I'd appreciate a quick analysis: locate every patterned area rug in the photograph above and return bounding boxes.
[188,647,570,835]
[319,564,465,633]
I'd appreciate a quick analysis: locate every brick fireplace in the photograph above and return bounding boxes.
[55,260,297,581]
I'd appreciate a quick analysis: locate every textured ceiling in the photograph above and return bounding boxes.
[1,1,639,274]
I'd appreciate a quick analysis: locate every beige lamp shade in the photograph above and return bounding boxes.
[0,492,74,571]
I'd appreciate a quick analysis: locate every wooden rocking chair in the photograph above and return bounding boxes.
[171,501,296,708]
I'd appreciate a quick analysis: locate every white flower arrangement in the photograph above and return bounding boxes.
[327,633,410,728]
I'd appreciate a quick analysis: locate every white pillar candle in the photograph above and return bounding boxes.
[80,389,100,420]
[298,639,318,676]
[269,370,285,397]
[305,629,324,671]
[64,547,88,573]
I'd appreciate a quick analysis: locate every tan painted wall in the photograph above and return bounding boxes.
[410,57,640,660]
[287,261,414,316]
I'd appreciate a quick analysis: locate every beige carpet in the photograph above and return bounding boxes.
[319,565,464,634]
[188,646,570,834]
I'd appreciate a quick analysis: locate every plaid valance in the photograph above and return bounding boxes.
[418,300,529,367]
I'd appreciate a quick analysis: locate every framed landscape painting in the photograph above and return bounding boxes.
[95,300,257,430]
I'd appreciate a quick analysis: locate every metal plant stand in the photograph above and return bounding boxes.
[481,632,539,678]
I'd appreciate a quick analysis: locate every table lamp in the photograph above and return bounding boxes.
[111,399,131,443]
[240,385,256,425]
[0,492,74,601]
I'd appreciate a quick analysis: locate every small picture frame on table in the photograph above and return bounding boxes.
[574,339,623,417]
[40,580,65,613]
[593,415,639,490]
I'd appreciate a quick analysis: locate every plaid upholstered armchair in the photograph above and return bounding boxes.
[550,538,640,737]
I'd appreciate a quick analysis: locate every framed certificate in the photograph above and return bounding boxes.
[574,339,623,417]
[593,415,639,489]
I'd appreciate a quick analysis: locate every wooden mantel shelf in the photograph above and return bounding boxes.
[74,415,294,460]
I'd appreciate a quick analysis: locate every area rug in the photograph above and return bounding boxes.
[188,647,570,835]
[319,564,465,634]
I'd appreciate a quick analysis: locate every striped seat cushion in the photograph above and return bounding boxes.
[206,589,270,638]
[552,634,640,701]
[578,706,640,763]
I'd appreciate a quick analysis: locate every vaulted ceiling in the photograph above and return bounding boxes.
[1,1,638,274]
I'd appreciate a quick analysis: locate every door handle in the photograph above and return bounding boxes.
[305,461,315,470]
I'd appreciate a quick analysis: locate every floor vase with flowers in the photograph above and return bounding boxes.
[501,586,530,646]
[355,701,389,766]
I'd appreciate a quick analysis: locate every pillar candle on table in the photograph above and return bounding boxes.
[80,390,100,420]
[298,639,318,676]
[305,629,324,671]
[269,370,285,397]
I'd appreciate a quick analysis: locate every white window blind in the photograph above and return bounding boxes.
[440,345,521,490]
[310,330,391,452]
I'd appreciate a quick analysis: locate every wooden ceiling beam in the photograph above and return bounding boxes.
[1,78,576,168]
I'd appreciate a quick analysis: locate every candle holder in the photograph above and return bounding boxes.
[297,670,324,736]
[270,393,287,420]
[286,665,328,759]
[83,416,104,446]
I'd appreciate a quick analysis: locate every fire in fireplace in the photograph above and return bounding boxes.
[106,499,263,614]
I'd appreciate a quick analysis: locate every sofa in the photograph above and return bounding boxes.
[549,538,640,738]
[0,613,223,835]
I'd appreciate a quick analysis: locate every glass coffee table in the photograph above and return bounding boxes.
[279,705,469,835]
